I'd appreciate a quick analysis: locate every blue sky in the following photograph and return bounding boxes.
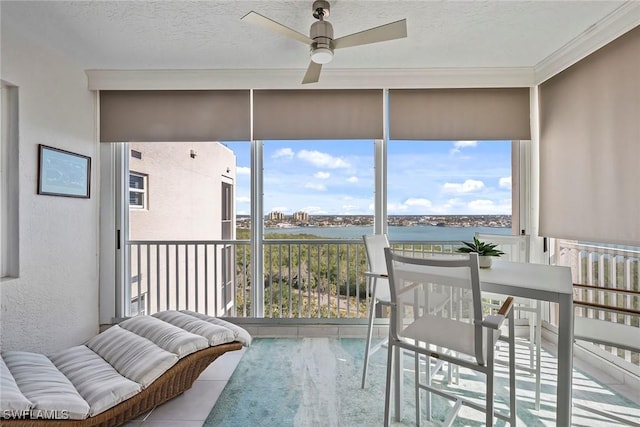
[225,140,512,216]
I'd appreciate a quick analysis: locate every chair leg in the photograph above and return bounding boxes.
[486,338,495,426]
[426,354,432,421]
[415,349,421,427]
[383,339,395,427]
[361,286,378,388]
[509,309,517,425]
[529,308,535,371]
[535,302,542,410]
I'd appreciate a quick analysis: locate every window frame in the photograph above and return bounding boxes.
[129,172,148,210]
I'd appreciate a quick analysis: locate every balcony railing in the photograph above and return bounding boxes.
[126,237,640,372]
[555,239,640,369]
[126,239,461,320]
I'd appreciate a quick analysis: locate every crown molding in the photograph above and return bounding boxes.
[534,2,640,84]
[86,67,535,91]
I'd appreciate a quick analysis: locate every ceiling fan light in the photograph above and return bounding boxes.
[311,47,333,64]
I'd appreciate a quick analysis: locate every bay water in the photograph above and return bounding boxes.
[265,225,511,242]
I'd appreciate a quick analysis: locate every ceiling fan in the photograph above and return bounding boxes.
[241,0,407,84]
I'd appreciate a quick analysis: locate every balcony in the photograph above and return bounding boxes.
[126,237,638,361]
[122,237,639,425]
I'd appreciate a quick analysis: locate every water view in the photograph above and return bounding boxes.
[265,225,511,242]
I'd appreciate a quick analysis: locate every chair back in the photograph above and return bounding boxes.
[384,248,486,365]
[475,233,530,263]
[363,234,391,300]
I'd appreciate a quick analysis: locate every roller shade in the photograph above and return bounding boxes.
[389,88,531,140]
[539,26,640,246]
[253,90,383,140]
[100,90,250,142]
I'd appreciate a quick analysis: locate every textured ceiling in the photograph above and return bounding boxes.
[0,0,630,71]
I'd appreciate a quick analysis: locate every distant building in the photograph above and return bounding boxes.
[268,211,285,221]
[293,211,309,223]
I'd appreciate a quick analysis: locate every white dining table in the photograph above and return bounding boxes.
[390,259,574,425]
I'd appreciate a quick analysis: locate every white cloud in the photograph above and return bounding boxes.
[450,140,478,155]
[302,206,327,214]
[346,176,359,183]
[236,196,250,203]
[341,204,358,212]
[468,200,495,210]
[387,202,409,213]
[499,176,512,189]
[442,179,485,193]
[467,199,511,214]
[236,166,250,175]
[315,171,331,179]
[270,206,289,213]
[405,198,432,208]
[297,150,350,169]
[454,141,478,148]
[272,148,294,159]
[304,182,327,191]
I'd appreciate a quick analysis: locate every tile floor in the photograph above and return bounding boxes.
[122,346,247,427]
[122,338,639,427]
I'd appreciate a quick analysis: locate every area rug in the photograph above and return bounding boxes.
[204,338,640,427]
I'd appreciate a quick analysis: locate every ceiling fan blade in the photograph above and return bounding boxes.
[302,62,322,84]
[333,19,407,50]
[241,11,313,45]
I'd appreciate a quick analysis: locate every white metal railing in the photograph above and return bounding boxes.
[126,239,462,320]
[554,239,640,369]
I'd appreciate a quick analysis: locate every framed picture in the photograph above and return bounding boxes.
[37,144,91,198]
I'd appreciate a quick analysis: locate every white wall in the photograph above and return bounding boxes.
[0,25,99,352]
[129,142,235,240]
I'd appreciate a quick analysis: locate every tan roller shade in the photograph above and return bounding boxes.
[539,26,640,246]
[253,90,383,140]
[100,90,250,142]
[389,88,531,140]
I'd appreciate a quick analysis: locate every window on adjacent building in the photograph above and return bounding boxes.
[129,172,147,209]
[221,181,233,240]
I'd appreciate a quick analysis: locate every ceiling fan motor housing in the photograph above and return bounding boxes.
[310,20,334,63]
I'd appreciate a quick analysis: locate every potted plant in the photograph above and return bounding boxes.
[457,236,505,268]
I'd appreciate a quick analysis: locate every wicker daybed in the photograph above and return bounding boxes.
[1,310,251,427]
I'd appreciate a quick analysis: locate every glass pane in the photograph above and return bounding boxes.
[387,140,512,241]
[263,140,374,238]
[223,141,251,236]
[129,191,144,207]
[129,174,144,189]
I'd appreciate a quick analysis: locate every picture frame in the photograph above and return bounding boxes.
[37,144,91,198]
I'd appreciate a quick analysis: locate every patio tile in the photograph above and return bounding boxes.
[257,326,298,337]
[197,347,247,381]
[141,421,204,427]
[144,380,226,422]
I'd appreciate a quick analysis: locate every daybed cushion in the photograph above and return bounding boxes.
[2,351,90,420]
[85,325,178,388]
[49,345,142,417]
[119,315,209,358]
[0,356,32,412]
[153,311,236,346]
[181,309,253,346]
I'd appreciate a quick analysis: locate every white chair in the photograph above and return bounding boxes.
[383,249,517,426]
[475,233,541,410]
[361,234,392,389]
[361,235,451,389]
